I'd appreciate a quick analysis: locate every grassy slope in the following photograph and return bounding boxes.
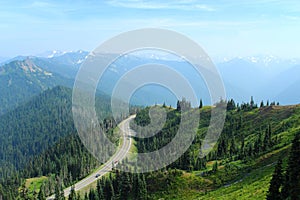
[198,145,290,200]
[23,176,48,198]
[148,105,300,200]
[147,144,290,200]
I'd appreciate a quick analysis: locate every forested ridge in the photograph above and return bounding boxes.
[132,99,295,171]
[0,60,73,115]
[0,86,75,178]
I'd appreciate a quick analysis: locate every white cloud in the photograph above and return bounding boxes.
[106,0,216,11]
[29,1,54,8]
[281,15,300,21]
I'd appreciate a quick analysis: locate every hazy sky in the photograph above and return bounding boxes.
[1,0,300,59]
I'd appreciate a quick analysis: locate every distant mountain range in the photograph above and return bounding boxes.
[1,50,88,78]
[217,56,300,104]
[96,53,300,106]
[0,50,299,115]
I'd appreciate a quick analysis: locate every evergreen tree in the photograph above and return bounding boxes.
[250,96,255,109]
[60,185,65,200]
[88,188,99,200]
[176,100,181,111]
[54,184,60,200]
[254,132,262,155]
[266,158,283,200]
[76,193,81,200]
[199,99,203,109]
[96,180,104,200]
[120,172,131,200]
[54,180,65,200]
[133,174,139,199]
[239,137,245,159]
[138,174,148,200]
[84,193,89,200]
[282,133,300,200]
[109,181,115,200]
[68,186,76,200]
[103,178,115,200]
[38,184,46,200]
[133,173,147,200]
[263,125,272,150]
[0,184,4,200]
[20,182,29,200]
[229,138,236,156]
[212,161,218,173]
[227,99,236,111]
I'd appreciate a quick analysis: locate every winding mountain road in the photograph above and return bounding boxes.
[47,115,135,199]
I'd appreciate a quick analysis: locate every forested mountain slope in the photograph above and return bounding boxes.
[0,85,113,179]
[0,60,72,115]
[128,101,300,199]
[0,86,74,177]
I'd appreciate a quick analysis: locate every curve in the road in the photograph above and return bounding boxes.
[47,115,135,199]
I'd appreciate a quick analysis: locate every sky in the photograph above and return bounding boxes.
[1,0,300,59]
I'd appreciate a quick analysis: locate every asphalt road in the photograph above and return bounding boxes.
[47,115,135,199]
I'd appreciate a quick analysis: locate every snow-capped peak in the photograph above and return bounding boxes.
[130,50,184,61]
[36,50,88,58]
[36,50,66,58]
[245,55,281,66]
